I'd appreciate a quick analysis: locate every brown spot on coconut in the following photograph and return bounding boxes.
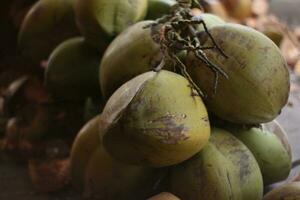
[101,70,210,167]
[170,128,263,200]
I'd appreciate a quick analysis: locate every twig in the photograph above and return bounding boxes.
[146,0,228,97]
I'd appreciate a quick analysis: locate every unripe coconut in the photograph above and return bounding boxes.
[187,24,290,124]
[148,192,180,200]
[263,182,300,200]
[75,0,148,49]
[101,70,210,167]
[170,128,263,200]
[70,115,165,199]
[18,0,79,63]
[70,116,100,190]
[194,13,226,32]
[220,0,251,21]
[230,123,292,185]
[146,0,176,20]
[262,120,292,157]
[100,21,162,99]
[202,0,229,19]
[45,37,101,101]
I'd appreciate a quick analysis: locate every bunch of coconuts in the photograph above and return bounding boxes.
[8,0,298,199]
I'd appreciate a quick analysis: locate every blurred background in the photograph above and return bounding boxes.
[1,0,300,199]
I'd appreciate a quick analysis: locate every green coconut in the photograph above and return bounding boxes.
[100,16,224,100]
[45,37,101,101]
[75,0,148,49]
[170,128,263,200]
[263,182,300,200]
[100,20,162,99]
[101,70,210,167]
[262,120,292,157]
[229,122,292,185]
[146,0,176,20]
[70,116,101,190]
[187,23,290,124]
[70,115,165,199]
[195,13,226,32]
[18,0,79,63]
[148,192,180,200]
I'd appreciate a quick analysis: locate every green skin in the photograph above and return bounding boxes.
[70,115,165,199]
[18,0,78,63]
[100,16,223,100]
[45,37,101,101]
[100,20,162,99]
[70,116,100,191]
[148,192,180,200]
[187,23,290,124]
[263,182,300,200]
[102,70,210,167]
[210,128,263,200]
[171,143,243,200]
[146,0,176,20]
[170,128,263,200]
[231,126,292,185]
[75,0,148,49]
[194,13,226,33]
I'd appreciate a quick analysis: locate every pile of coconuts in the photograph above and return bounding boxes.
[11,0,298,199]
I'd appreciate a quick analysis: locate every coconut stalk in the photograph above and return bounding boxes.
[145,0,228,97]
